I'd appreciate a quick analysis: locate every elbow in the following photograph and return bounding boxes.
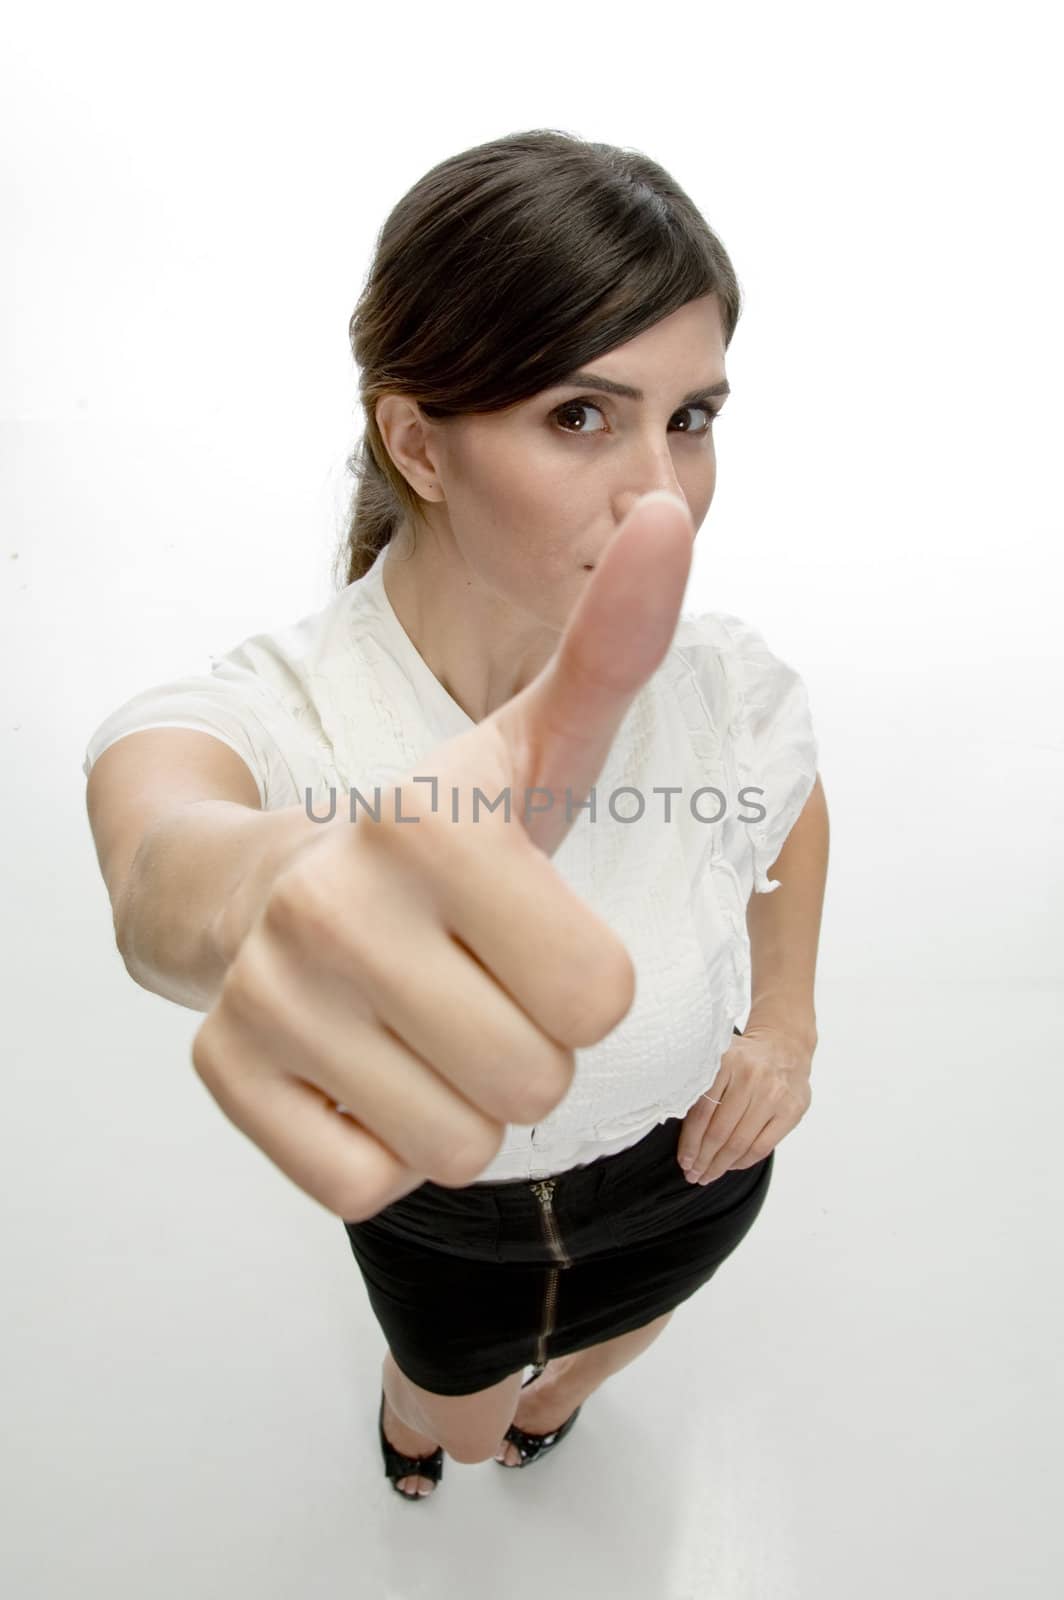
[112,870,146,985]
[114,902,142,986]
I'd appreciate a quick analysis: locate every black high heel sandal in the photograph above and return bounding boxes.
[494,1364,583,1469]
[378,1389,444,1499]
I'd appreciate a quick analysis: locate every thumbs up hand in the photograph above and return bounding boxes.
[191,491,696,1219]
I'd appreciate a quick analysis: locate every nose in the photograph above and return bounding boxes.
[614,441,688,515]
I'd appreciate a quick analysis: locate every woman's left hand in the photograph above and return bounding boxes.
[676,1024,814,1183]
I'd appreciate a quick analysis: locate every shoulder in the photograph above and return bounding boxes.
[201,581,383,730]
[674,608,788,665]
[211,586,350,683]
[666,608,776,715]
[669,612,819,895]
[673,609,810,706]
[664,609,818,777]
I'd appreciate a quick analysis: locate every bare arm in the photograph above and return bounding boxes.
[744,772,829,1058]
[85,729,320,1012]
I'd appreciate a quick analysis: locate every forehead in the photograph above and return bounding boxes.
[541,294,727,397]
[450,295,728,431]
[599,294,726,365]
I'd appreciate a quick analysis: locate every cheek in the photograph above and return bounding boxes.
[679,451,716,511]
[483,470,585,569]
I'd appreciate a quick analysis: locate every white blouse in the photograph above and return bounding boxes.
[83,546,820,1184]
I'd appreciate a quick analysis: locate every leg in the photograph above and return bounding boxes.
[384,1311,678,1486]
[496,1309,676,1465]
[382,1346,526,1482]
[573,1307,676,1388]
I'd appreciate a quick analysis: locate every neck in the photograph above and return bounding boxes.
[380,526,558,724]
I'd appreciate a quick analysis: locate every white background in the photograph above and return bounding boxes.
[3,2,1061,1596]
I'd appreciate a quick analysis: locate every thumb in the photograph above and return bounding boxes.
[488,490,695,857]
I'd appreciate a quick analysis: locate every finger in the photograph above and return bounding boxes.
[677,1052,733,1168]
[690,1105,769,1182]
[432,822,637,1051]
[362,769,637,1052]
[683,1084,751,1176]
[677,1100,717,1169]
[727,1130,781,1171]
[192,1022,425,1221]
[491,491,695,857]
[233,900,567,1158]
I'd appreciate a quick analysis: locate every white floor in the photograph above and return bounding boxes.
[4,964,1060,1599]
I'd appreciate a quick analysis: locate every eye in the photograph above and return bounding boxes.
[672,403,720,435]
[550,398,721,436]
[551,399,609,434]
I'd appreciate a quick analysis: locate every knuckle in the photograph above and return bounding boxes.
[324,1146,420,1222]
[216,952,264,1026]
[556,946,636,1046]
[190,1020,248,1121]
[326,1173,378,1222]
[511,1044,576,1124]
[430,1120,505,1187]
[190,1020,220,1086]
[265,861,378,981]
[263,860,337,945]
[261,867,307,937]
[366,791,440,866]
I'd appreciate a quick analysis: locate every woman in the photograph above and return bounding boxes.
[83,129,828,1501]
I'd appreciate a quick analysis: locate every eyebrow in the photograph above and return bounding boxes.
[555,371,731,405]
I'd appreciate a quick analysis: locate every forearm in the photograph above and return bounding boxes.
[117,800,320,1012]
[744,774,829,1057]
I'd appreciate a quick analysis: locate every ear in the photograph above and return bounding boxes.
[374,393,443,502]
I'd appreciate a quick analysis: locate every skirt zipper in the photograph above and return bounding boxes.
[529,1177,573,1372]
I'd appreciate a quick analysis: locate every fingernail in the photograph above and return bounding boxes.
[640,489,686,510]
[679,1155,693,1170]
[686,1170,702,1183]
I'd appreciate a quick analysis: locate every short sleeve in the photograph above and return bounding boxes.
[716,613,820,895]
[81,663,299,811]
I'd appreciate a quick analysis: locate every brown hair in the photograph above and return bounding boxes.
[336,128,742,587]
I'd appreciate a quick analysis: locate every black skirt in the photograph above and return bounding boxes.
[341,1027,773,1396]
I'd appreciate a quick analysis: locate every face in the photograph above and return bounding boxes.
[379,292,728,632]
